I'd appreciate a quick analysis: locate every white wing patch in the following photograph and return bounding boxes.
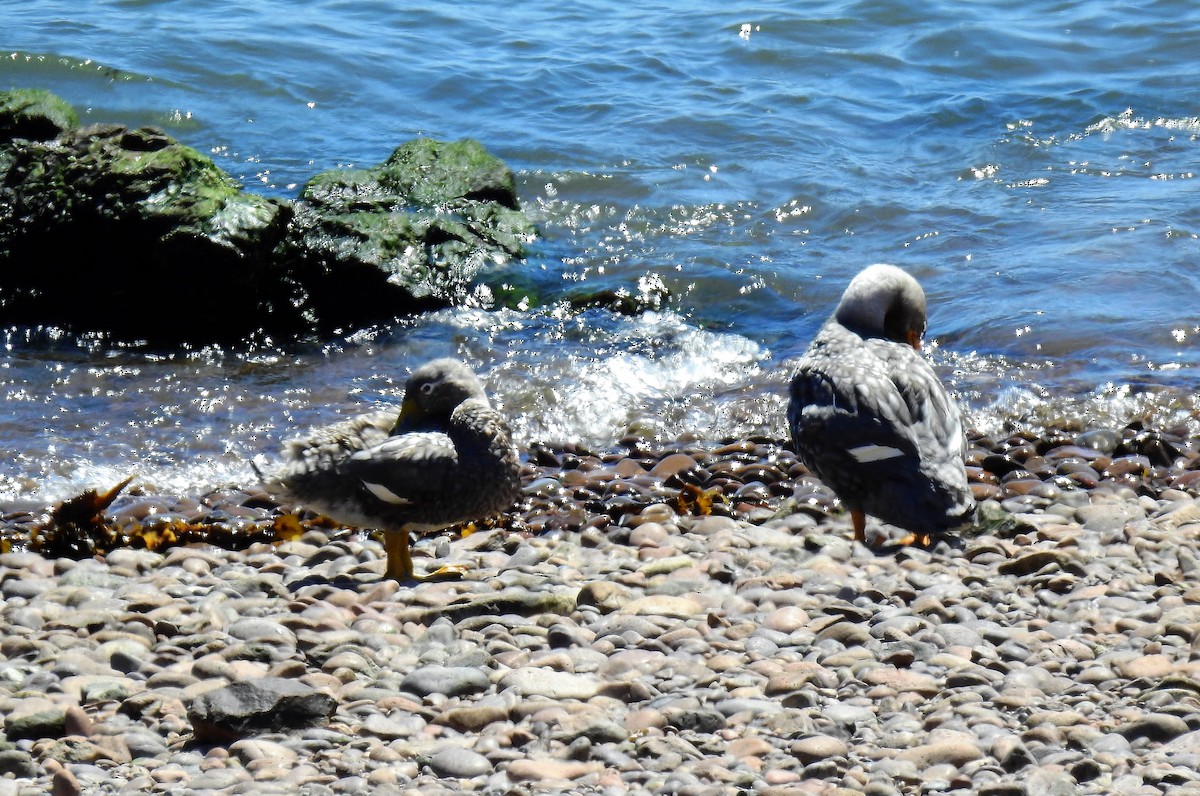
[848,444,906,463]
[362,481,414,506]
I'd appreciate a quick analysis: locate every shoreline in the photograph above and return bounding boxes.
[0,424,1198,794]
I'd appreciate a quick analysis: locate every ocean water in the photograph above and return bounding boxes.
[3,0,1199,503]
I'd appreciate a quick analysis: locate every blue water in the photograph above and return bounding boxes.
[3,0,1199,502]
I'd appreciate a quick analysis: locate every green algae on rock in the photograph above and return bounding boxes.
[0,112,301,344]
[277,138,536,331]
[0,88,78,141]
[0,90,536,345]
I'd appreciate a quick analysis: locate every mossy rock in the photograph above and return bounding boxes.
[0,91,540,345]
[0,88,78,142]
[277,138,536,332]
[377,137,520,208]
[0,119,297,344]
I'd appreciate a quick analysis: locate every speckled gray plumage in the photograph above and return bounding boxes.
[264,358,520,538]
[788,265,974,536]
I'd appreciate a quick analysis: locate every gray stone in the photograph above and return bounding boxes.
[227,618,297,646]
[664,708,725,734]
[4,706,66,741]
[1116,713,1190,743]
[187,678,336,743]
[1076,502,1144,532]
[360,713,416,741]
[400,665,490,698]
[498,668,600,700]
[427,747,492,778]
[0,749,38,778]
[122,730,169,760]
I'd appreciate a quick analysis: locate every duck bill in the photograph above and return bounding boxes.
[389,395,425,434]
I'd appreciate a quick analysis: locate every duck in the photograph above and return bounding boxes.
[787,264,974,546]
[261,358,521,581]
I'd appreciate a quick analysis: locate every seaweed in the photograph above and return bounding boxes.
[25,478,307,559]
[670,483,726,517]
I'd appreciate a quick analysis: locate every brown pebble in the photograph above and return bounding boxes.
[52,766,81,796]
[576,581,632,613]
[506,759,603,782]
[63,705,93,737]
[625,707,667,733]
[763,606,810,634]
[790,734,848,763]
[434,704,508,732]
[896,734,984,767]
[971,483,1003,501]
[1001,478,1045,497]
[651,452,700,478]
[268,659,308,679]
[1113,654,1174,679]
[1104,455,1151,478]
[729,737,773,759]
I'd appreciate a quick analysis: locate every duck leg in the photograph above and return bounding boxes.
[896,531,933,547]
[383,531,415,582]
[851,509,866,543]
[382,530,469,583]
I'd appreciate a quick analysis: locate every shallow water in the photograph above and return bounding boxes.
[3,0,1199,502]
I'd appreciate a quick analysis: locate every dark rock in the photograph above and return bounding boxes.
[978,784,1028,796]
[187,677,336,744]
[0,90,537,345]
[0,116,294,344]
[1068,758,1103,782]
[665,708,725,733]
[564,274,670,316]
[1115,713,1190,743]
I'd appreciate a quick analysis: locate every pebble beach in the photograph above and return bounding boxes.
[6,1,1200,793]
[1,424,1199,795]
